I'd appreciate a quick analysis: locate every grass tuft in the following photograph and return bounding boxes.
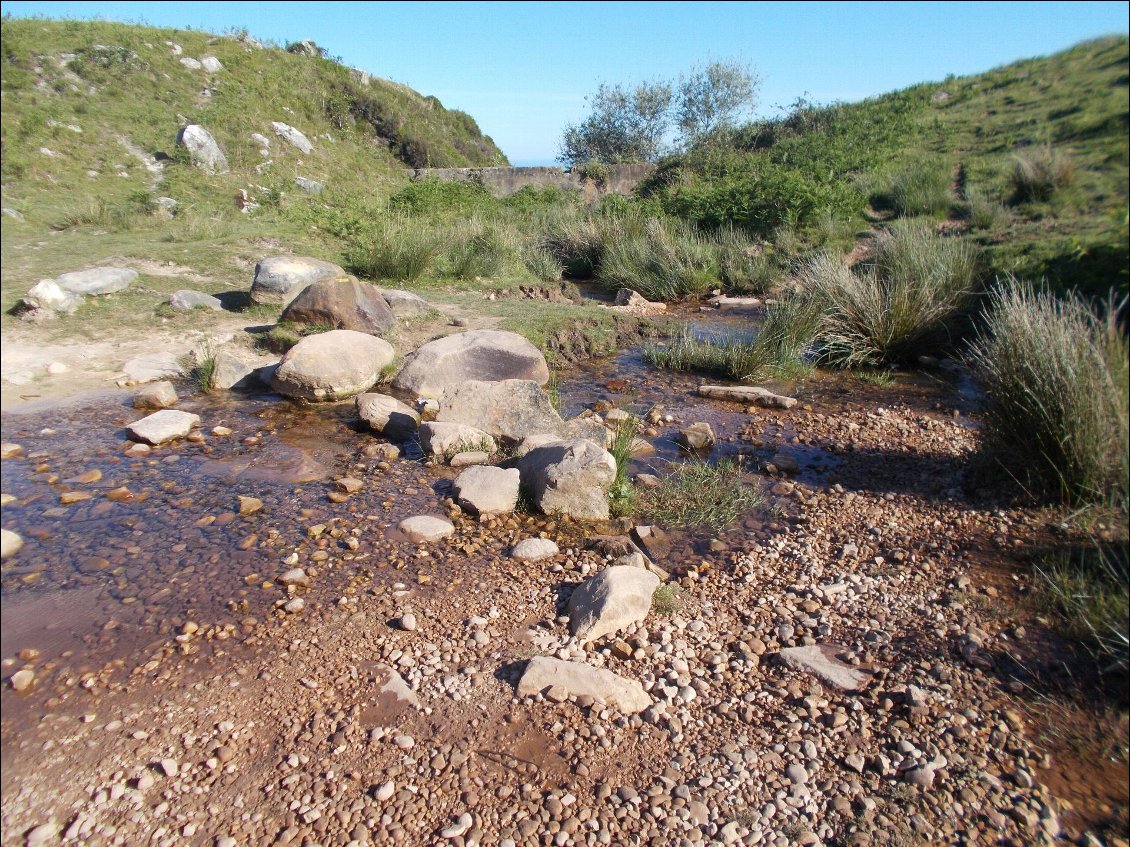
[346,217,446,282]
[886,159,952,217]
[651,583,686,616]
[640,460,761,532]
[607,417,640,518]
[1008,145,1074,204]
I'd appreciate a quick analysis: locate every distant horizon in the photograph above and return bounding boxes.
[3,1,1127,163]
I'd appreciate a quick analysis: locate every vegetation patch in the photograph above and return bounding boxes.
[640,460,762,533]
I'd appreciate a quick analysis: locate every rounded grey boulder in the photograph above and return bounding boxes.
[250,257,347,306]
[393,330,549,400]
[271,330,395,402]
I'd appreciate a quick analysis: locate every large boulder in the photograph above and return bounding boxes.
[20,279,82,315]
[55,267,137,296]
[177,124,228,173]
[515,438,616,521]
[517,657,651,713]
[211,351,259,391]
[380,289,431,318]
[272,121,313,154]
[271,330,394,402]
[356,393,420,440]
[452,465,520,515]
[418,422,497,461]
[393,330,549,399]
[250,257,346,306]
[568,566,659,644]
[437,380,565,445]
[280,277,396,334]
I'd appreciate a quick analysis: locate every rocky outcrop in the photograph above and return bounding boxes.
[437,380,565,445]
[515,438,616,521]
[568,566,659,644]
[280,277,396,334]
[250,257,347,306]
[393,330,549,399]
[270,330,394,402]
[517,657,651,713]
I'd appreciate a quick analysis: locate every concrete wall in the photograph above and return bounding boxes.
[407,163,656,201]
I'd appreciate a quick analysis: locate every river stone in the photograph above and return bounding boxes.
[564,416,612,449]
[250,256,347,306]
[134,381,178,410]
[677,422,715,451]
[1,529,23,559]
[569,566,660,644]
[356,393,420,440]
[698,384,797,409]
[170,289,223,311]
[271,121,313,154]
[399,515,455,543]
[55,267,137,296]
[419,422,496,461]
[707,295,764,310]
[449,451,489,468]
[778,644,874,693]
[22,279,83,314]
[280,277,396,334]
[177,124,228,173]
[380,289,431,318]
[510,538,559,562]
[515,438,616,521]
[437,379,565,445]
[123,351,182,384]
[377,665,420,709]
[127,410,200,445]
[271,330,394,402]
[211,351,258,391]
[452,465,520,515]
[392,330,549,399]
[517,657,651,713]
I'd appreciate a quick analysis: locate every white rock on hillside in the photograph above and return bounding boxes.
[177,124,228,174]
[21,280,82,315]
[271,121,313,154]
[55,267,137,296]
[517,657,651,713]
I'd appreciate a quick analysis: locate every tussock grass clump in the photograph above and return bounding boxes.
[442,218,520,279]
[597,217,719,301]
[712,227,781,294]
[521,245,564,282]
[346,217,446,282]
[644,326,765,381]
[607,417,640,517]
[1008,145,1074,204]
[641,460,761,532]
[651,584,686,616]
[805,222,980,366]
[967,283,1128,505]
[1035,541,1128,671]
[965,186,1008,231]
[886,160,952,217]
[538,209,609,278]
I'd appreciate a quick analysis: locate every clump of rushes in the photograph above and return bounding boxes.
[640,460,762,533]
[967,283,1128,505]
[179,339,217,392]
[597,217,719,301]
[886,159,952,216]
[1008,144,1074,204]
[607,417,640,518]
[346,216,446,282]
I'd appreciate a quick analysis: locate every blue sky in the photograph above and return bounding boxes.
[3,1,1127,164]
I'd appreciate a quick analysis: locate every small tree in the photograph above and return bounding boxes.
[677,60,759,146]
[558,80,673,167]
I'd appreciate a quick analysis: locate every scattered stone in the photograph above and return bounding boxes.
[698,384,797,409]
[280,276,396,334]
[677,422,715,451]
[778,644,874,693]
[9,668,35,691]
[510,538,559,562]
[249,256,347,306]
[271,330,395,402]
[127,410,200,445]
[1,529,23,559]
[418,422,497,461]
[278,568,309,587]
[177,124,228,173]
[46,361,68,375]
[179,57,202,70]
[437,379,565,444]
[211,351,260,391]
[568,566,660,644]
[271,121,314,154]
[134,381,178,410]
[377,666,420,709]
[393,330,550,399]
[516,438,617,521]
[707,295,763,310]
[399,515,455,543]
[397,613,418,632]
[294,176,324,194]
[2,444,24,459]
[634,473,662,489]
[283,597,305,614]
[441,813,473,839]
[237,496,262,516]
[169,289,223,311]
[55,267,137,296]
[200,55,223,73]
[20,279,83,315]
[380,288,431,318]
[517,657,651,713]
[449,451,489,468]
[631,525,670,560]
[452,465,520,515]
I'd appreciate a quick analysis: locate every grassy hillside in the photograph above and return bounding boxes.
[0,17,506,234]
[642,36,1129,297]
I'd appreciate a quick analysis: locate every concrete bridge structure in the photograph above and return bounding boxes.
[407,163,656,201]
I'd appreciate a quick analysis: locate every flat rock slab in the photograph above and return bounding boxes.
[437,379,565,444]
[698,384,797,409]
[398,515,455,543]
[55,267,137,296]
[376,665,420,710]
[271,330,394,402]
[127,410,200,445]
[250,256,346,306]
[452,465,520,515]
[510,538,559,562]
[707,295,764,310]
[778,644,873,693]
[517,657,651,713]
[123,351,182,384]
[356,393,420,440]
[170,289,223,311]
[568,565,660,644]
[393,329,550,399]
[380,289,431,318]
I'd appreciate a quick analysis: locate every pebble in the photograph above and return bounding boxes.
[397,613,418,632]
[9,668,34,691]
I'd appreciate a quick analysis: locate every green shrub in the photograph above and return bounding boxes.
[1008,145,1074,204]
[641,460,761,532]
[389,177,495,216]
[346,216,446,281]
[884,160,952,216]
[967,283,1128,504]
[597,217,719,300]
[805,222,980,366]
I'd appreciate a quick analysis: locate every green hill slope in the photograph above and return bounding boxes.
[644,36,1129,296]
[0,18,507,232]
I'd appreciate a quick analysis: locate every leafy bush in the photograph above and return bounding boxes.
[597,217,719,300]
[805,223,981,366]
[967,283,1128,504]
[1008,145,1074,204]
[346,216,446,281]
